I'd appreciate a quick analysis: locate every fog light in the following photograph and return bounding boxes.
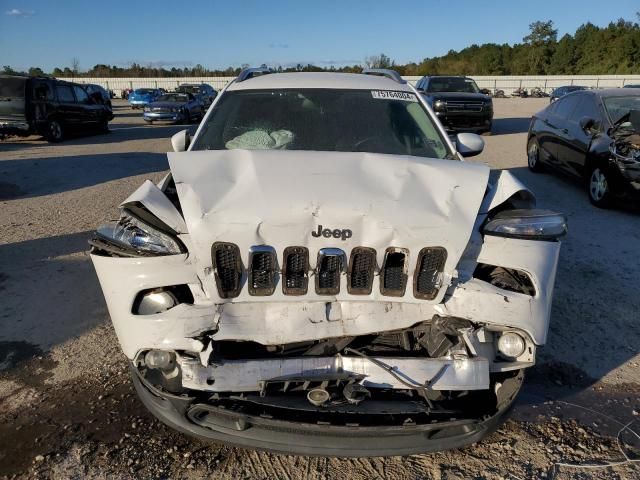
[145,350,176,371]
[137,289,178,315]
[497,332,526,359]
[307,388,330,406]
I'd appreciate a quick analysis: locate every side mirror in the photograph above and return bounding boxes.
[456,132,485,158]
[480,88,491,95]
[579,116,596,134]
[171,129,191,152]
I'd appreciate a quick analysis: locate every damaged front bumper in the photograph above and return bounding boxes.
[131,363,523,456]
[90,232,556,455]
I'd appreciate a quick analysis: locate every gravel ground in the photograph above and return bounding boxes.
[0,98,638,479]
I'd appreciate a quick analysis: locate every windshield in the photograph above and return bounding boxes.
[135,89,155,95]
[191,89,450,159]
[427,77,479,94]
[603,95,640,124]
[157,94,189,102]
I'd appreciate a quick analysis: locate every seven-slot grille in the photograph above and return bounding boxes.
[210,244,447,299]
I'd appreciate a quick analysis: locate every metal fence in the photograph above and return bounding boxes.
[58,75,640,96]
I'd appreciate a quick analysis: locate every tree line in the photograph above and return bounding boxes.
[3,17,640,79]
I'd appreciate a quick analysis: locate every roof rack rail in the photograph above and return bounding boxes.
[361,68,406,84]
[236,67,272,82]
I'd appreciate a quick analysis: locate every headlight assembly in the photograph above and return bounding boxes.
[433,100,446,111]
[94,210,185,255]
[483,209,567,241]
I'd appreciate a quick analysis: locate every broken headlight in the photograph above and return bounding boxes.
[95,211,185,255]
[483,209,567,241]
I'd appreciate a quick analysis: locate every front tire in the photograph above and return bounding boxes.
[527,137,544,172]
[588,164,614,208]
[46,120,64,143]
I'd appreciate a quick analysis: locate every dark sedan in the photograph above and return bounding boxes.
[527,88,640,208]
[143,92,204,124]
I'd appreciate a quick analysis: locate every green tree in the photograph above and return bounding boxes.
[523,20,557,74]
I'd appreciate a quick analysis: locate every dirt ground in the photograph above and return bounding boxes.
[0,98,638,479]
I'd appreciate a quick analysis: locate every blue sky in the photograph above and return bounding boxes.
[1,0,639,72]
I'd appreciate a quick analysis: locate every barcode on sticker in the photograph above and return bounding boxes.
[371,90,418,102]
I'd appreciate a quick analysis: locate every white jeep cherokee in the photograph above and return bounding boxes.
[90,68,566,456]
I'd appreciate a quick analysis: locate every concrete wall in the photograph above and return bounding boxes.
[58,75,640,95]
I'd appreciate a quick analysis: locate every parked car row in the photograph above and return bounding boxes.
[0,75,114,142]
[127,83,217,109]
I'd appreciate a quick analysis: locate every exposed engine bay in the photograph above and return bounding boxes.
[610,109,640,165]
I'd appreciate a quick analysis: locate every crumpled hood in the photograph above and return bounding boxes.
[168,150,490,302]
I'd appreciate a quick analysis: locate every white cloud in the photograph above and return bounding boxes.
[5,8,34,16]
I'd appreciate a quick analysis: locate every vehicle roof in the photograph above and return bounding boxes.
[423,75,473,79]
[226,72,413,92]
[585,88,640,98]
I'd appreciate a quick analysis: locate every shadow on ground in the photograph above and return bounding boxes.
[491,117,532,135]
[0,151,168,199]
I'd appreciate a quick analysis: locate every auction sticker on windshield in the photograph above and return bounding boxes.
[371,90,418,102]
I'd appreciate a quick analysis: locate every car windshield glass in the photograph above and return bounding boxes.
[603,96,640,124]
[191,89,450,159]
[135,89,155,94]
[427,78,479,93]
[178,85,200,94]
[157,94,189,102]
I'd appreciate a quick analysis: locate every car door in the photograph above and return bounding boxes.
[542,94,580,170]
[556,93,605,178]
[54,84,81,128]
[73,85,101,126]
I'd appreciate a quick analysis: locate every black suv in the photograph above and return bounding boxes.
[0,76,114,142]
[415,76,493,133]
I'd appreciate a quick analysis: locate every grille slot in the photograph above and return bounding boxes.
[414,247,447,300]
[315,248,345,295]
[348,247,376,295]
[248,247,277,296]
[212,242,243,298]
[380,248,408,296]
[282,247,309,295]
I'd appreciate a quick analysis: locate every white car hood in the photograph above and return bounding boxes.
[168,149,490,303]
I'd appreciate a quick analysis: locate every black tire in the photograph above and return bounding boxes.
[183,110,191,125]
[99,120,110,133]
[46,119,64,143]
[587,163,614,208]
[527,137,544,172]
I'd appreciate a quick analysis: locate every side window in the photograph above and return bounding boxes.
[33,83,53,100]
[572,95,601,124]
[73,86,89,103]
[56,85,76,103]
[553,95,580,119]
